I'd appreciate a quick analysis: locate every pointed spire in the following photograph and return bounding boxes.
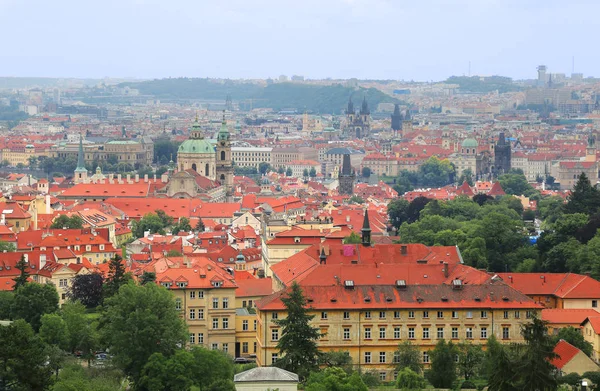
[75,133,86,172]
[361,209,371,247]
[218,110,230,141]
[360,96,370,115]
[347,96,354,115]
[319,247,327,264]
[121,125,126,138]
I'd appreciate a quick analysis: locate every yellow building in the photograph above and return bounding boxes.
[2,144,50,167]
[234,277,273,359]
[156,261,237,354]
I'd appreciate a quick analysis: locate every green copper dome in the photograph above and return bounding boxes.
[461,138,478,148]
[178,139,214,154]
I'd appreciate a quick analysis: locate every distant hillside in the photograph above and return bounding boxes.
[119,78,399,114]
[445,76,521,94]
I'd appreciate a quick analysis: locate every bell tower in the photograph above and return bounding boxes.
[216,111,234,200]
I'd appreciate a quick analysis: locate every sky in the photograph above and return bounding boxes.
[0,0,598,81]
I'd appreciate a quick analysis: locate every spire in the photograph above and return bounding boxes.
[121,125,126,138]
[393,103,401,116]
[347,96,354,115]
[75,133,86,171]
[360,96,370,115]
[218,110,230,141]
[361,209,371,247]
[319,247,327,264]
[341,154,352,176]
[404,109,411,121]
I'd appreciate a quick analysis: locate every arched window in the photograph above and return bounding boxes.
[221,151,226,161]
[220,174,225,181]
[191,163,197,172]
[205,163,210,176]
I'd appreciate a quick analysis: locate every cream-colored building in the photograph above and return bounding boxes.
[232,147,272,169]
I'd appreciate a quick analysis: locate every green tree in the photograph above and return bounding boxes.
[457,342,484,380]
[320,350,352,372]
[309,167,317,178]
[138,351,194,391]
[362,167,371,178]
[498,172,535,196]
[195,217,205,232]
[388,198,410,231]
[140,271,156,285]
[166,250,183,257]
[286,167,293,177]
[50,215,84,229]
[426,339,457,388]
[39,313,69,349]
[342,231,362,244]
[552,327,593,357]
[100,282,188,384]
[259,162,271,175]
[515,316,558,390]
[188,347,234,390]
[0,241,15,252]
[302,168,309,178]
[418,156,455,187]
[394,341,423,374]
[171,217,192,234]
[348,195,364,204]
[0,291,13,320]
[103,254,130,299]
[68,273,104,309]
[13,282,59,331]
[131,212,167,238]
[305,367,368,391]
[277,166,285,174]
[396,367,426,390]
[565,173,600,215]
[0,319,53,391]
[13,254,30,291]
[457,168,474,186]
[273,282,321,381]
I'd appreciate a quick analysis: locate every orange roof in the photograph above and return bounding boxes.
[104,198,204,219]
[551,340,581,370]
[542,308,600,325]
[58,182,151,198]
[235,277,273,298]
[582,316,600,334]
[497,273,600,299]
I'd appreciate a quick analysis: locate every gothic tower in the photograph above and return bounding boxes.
[73,133,88,184]
[346,96,355,122]
[361,209,371,247]
[391,104,402,132]
[338,153,355,195]
[216,112,234,200]
[494,131,512,174]
[586,132,597,162]
[402,110,413,133]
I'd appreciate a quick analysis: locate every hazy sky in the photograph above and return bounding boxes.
[0,0,598,81]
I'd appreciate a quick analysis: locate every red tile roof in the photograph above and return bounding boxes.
[551,340,581,370]
[497,273,600,299]
[236,278,273,298]
[542,309,600,325]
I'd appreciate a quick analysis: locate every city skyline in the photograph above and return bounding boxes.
[0,0,598,81]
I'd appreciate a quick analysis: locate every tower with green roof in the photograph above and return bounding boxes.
[74,133,88,183]
[216,111,234,200]
[177,114,216,179]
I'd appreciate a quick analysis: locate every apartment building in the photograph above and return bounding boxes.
[231,147,272,169]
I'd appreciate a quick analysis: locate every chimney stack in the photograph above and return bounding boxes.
[442,262,448,278]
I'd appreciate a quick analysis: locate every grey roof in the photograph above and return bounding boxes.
[326,147,363,155]
[234,367,299,383]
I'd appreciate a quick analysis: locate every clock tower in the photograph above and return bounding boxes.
[216,111,234,200]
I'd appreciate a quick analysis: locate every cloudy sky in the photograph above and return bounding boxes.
[0,0,597,81]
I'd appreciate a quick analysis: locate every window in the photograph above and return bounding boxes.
[408,311,415,319]
[211,343,218,350]
[393,351,400,363]
[199,309,204,319]
[394,327,401,339]
[213,298,219,309]
[526,311,533,319]
[272,329,279,341]
[59,279,68,288]
[321,311,328,320]
[503,310,509,319]
[343,311,350,319]
[593,300,598,308]
[364,352,372,364]
[452,327,458,339]
[343,328,350,339]
[514,311,520,319]
[248,300,253,307]
[365,311,371,319]
[254,320,257,330]
[189,333,195,344]
[379,372,387,382]
[242,342,248,353]
[379,311,386,319]
[190,291,196,299]
[466,327,473,339]
[423,311,429,319]
[242,320,248,331]
[222,298,228,309]
[437,311,444,319]
[364,327,372,339]
[452,311,458,319]
[408,327,415,339]
[199,333,204,344]
[271,353,278,364]
[222,318,229,329]
[242,300,247,307]
[175,299,181,310]
[198,291,204,299]
[503,327,510,339]
[394,311,401,319]
[212,318,219,329]
[379,352,386,363]
[466,311,473,319]
[481,311,488,319]
[223,343,228,353]
[437,327,444,339]
[272,313,278,320]
[379,327,386,339]
[423,351,430,363]
[480,327,487,339]
[423,327,430,339]
[189,309,196,320]
[253,342,257,353]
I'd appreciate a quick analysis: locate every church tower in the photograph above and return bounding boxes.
[494,131,512,174]
[402,110,413,133]
[587,132,597,162]
[391,104,402,132]
[346,97,355,122]
[338,153,355,195]
[216,111,234,200]
[361,209,371,247]
[74,133,88,184]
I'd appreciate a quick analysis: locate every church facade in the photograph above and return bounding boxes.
[345,97,371,139]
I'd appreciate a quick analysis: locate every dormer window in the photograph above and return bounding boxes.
[212,281,223,288]
[294,237,300,243]
[176,282,187,288]
[161,282,172,289]
[99,244,104,250]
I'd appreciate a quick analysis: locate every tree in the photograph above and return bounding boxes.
[320,350,352,372]
[206,379,236,391]
[565,173,600,215]
[68,273,104,309]
[195,218,205,232]
[553,326,593,356]
[131,212,167,238]
[12,282,59,332]
[50,215,84,229]
[305,367,368,391]
[396,367,426,390]
[309,167,317,178]
[394,341,423,374]
[515,316,558,390]
[171,217,192,234]
[188,347,235,390]
[348,195,364,204]
[418,156,455,187]
[140,271,156,285]
[388,198,410,231]
[166,250,183,257]
[103,254,130,298]
[426,339,457,388]
[138,351,194,391]
[457,168,474,186]
[342,232,362,244]
[303,168,309,178]
[100,282,188,384]
[498,172,535,196]
[13,254,30,291]
[406,196,430,223]
[277,166,285,174]
[39,313,69,350]
[0,241,15,252]
[0,319,53,391]
[0,291,13,320]
[27,156,39,168]
[60,301,98,366]
[457,342,484,380]
[273,282,321,381]
[259,162,271,175]
[286,167,293,177]
[362,167,371,178]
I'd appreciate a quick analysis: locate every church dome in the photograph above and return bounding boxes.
[178,139,214,154]
[461,138,478,148]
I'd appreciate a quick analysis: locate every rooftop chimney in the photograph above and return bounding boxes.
[442,262,448,278]
[135,174,139,183]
